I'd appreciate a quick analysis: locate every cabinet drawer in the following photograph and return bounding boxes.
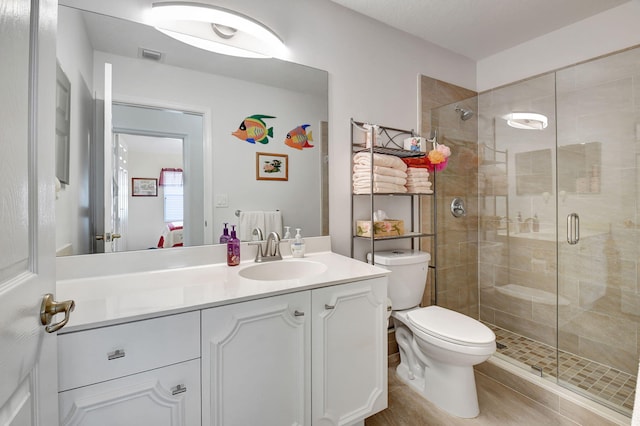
[58,311,200,391]
[59,358,201,426]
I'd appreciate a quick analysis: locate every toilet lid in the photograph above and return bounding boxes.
[407,306,495,345]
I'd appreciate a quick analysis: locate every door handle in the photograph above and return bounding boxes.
[40,293,75,333]
[567,213,580,245]
[95,233,121,241]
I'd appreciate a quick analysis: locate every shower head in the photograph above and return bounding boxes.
[455,105,474,121]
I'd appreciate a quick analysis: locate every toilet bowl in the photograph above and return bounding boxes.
[370,250,496,418]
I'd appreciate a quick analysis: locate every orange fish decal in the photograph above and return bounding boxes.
[232,114,275,144]
[284,124,314,150]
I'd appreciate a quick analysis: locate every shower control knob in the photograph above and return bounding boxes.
[450,198,467,218]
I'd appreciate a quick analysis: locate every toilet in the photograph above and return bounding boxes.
[371,250,496,418]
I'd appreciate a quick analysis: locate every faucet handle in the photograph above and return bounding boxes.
[248,241,265,261]
[251,227,264,241]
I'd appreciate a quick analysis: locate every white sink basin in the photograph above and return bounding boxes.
[239,260,327,281]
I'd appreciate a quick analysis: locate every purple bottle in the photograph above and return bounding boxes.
[219,223,230,244]
[227,225,240,266]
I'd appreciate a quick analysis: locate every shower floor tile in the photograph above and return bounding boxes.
[487,323,637,416]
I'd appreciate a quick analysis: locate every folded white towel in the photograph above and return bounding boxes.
[238,211,265,242]
[353,152,407,171]
[353,180,406,190]
[406,177,431,184]
[353,172,407,186]
[353,164,408,178]
[406,169,430,176]
[353,182,407,194]
[406,186,433,194]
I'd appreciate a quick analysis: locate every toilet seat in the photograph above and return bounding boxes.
[407,306,494,346]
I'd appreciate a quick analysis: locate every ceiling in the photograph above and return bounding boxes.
[330,0,631,60]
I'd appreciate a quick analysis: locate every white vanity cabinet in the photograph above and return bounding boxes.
[201,291,312,426]
[311,277,387,426]
[57,312,201,426]
[201,277,387,426]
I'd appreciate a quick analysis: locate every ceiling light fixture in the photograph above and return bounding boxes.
[504,112,548,130]
[150,2,286,59]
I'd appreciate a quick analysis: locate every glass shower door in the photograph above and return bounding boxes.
[555,47,640,415]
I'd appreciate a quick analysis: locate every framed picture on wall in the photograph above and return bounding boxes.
[132,178,158,196]
[256,152,288,181]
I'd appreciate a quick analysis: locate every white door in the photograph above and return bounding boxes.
[100,62,123,252]
[0,0,66,424]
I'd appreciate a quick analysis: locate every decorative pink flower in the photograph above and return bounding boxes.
[436,144,451,158]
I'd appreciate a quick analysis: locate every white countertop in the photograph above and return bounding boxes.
[56,250,389,334]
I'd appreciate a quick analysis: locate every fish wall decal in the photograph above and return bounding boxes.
[284,124,314,150]
[232,114,275,144]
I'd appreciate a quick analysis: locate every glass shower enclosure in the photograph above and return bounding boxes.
[474,46,640,416]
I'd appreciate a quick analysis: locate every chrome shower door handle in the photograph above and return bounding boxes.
[567,213,579,245]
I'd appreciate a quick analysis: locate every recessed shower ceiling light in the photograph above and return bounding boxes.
[150,2,286,59]
[504,112,548,130]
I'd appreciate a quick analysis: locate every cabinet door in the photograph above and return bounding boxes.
[312,278,388,425]
[202,292,311,426]
[58,359,200,426]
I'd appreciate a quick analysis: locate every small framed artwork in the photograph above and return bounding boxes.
[256,152,288,181]
[132,178,158,196]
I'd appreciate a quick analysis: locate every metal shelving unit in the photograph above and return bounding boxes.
[350,119,438,296]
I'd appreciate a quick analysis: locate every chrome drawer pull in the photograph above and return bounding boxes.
[324,304,335,310]
[107,349,126,360]
[172,384,187,395]
[294,310,305,316]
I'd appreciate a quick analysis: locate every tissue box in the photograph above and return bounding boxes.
[356,220,405,238]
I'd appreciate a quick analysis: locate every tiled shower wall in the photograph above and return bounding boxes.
[419,76,479,317]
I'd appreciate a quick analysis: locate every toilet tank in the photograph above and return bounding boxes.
[367,250,430,310]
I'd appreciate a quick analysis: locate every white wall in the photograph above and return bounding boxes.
[55,6,95,254]
[60,0,477,256]
[477,0,640,91]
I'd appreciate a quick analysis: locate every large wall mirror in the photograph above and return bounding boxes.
[55,5,329,256]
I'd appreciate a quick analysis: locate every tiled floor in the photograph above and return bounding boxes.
[366,356,581,425]
[489,324,637,415]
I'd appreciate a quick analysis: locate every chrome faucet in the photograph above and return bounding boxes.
[264,232,282,258]
[251,227,264,241]
[250,231,282,262]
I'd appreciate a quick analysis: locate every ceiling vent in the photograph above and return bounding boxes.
[138,47,164,62]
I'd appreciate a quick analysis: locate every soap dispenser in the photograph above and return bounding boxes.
[283,226,291,240]
[227,225,240,266]
[219,222,230,244]
[290,228,305,258]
